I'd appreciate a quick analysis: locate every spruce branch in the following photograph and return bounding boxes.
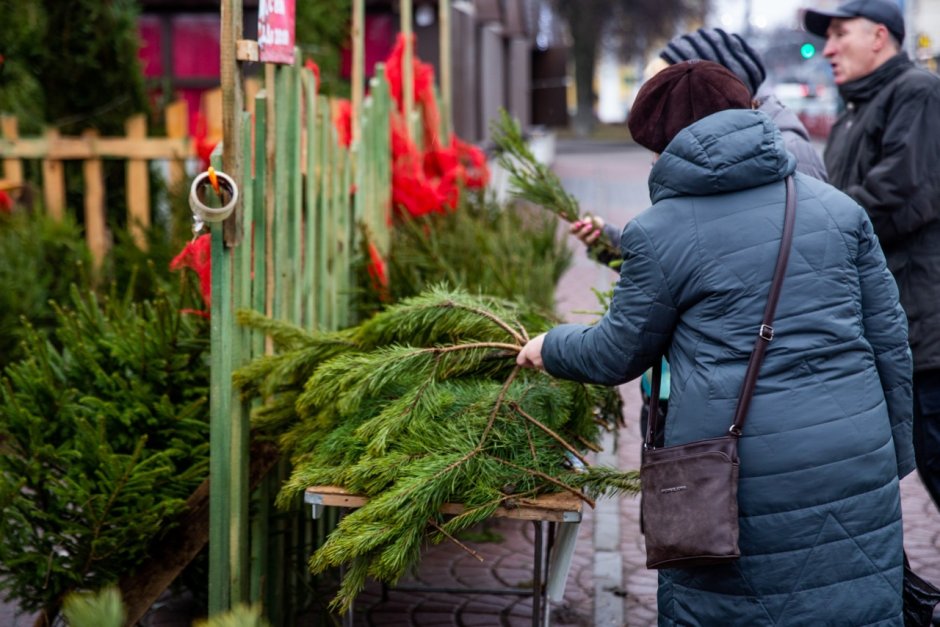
[490,110,621,262]
[234,288,635,611]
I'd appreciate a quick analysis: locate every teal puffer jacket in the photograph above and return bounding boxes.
[543,109,913,626]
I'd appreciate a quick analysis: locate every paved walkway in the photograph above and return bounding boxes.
[3,140,939,627]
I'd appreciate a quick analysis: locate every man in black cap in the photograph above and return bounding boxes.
[805,0,940,528]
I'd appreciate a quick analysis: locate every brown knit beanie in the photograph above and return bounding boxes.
[628,60,752,154]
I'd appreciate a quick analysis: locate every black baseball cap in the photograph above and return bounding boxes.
[804,0,905,44]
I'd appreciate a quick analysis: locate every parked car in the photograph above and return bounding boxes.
[772,81,838,139]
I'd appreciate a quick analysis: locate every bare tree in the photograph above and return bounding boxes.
[555,0,709,135]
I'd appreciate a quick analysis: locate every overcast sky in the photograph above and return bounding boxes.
[709,0,840,32]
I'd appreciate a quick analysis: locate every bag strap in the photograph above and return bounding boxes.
[646,175,797,447]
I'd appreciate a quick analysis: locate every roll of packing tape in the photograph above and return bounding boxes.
[189,170,238,223]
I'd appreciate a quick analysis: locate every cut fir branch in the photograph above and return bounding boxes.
[235,288,635,613]
[490,110,622,263]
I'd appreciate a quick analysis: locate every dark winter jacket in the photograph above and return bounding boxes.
[544,109,913,625]
[825,53,940,372]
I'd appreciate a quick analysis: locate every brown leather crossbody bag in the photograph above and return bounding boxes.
[640,175,796,570]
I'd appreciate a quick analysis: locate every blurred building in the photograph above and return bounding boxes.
[137,0,565,142]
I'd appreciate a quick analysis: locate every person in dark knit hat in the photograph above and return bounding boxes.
[519,58,912,626]
[656,28,827,182]
[573,28,827,265]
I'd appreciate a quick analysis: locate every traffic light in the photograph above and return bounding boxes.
[800,43,816,59]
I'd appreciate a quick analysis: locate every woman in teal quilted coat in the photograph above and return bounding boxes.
[518,61,914,625]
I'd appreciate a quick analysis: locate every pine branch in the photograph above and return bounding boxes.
[490,110,622,262]
[233,287,635,611]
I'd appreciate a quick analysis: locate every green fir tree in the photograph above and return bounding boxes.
[0,286,210,624]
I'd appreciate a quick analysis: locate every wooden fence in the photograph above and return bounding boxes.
[0,105,190,258]
[206,54,393,623]
[0,84,266,265]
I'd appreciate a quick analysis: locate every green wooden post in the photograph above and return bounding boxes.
[303,70,320,330]
[229,112,253,603]
[249,91,268,606]
[289,59,303,325]
[208,155,233,615]
[274,66,291,322]
[319,97,334,329]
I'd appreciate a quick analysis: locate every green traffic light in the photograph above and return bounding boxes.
[800,43,816,59]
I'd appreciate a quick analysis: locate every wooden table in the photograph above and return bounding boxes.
[304,486,585,627]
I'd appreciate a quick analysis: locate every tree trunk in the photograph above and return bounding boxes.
[558,1,608,137]
[118,439,281,627]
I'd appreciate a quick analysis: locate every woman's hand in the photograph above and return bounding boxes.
[516,333,547,370]
[570,216,604,247]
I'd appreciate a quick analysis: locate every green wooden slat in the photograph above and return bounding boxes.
[228,110,253,604]
[288,60,303,325]
[249,91,268,608]
[252,92,268,359]
[330,129,342,328]
[274,66,290,322]
[339,148,352,328]
[318,96,333,330]
[208,202,233,616]
[303,71,319,330]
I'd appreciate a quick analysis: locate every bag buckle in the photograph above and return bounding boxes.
[759,324,774,341]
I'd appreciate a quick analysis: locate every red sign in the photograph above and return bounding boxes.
[258,0,296,64]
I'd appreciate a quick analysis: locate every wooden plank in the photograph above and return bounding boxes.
[165,100,189,191]
[288,60,303,325]
[41,128,66,221]
[249,91,269,607]
[82,130,108,272]
[305,486,583,523]
[119,440,280,627]
[1,116,23,187]
[229,112,253,609]
[235,38,259,62]
[125,114,150,250]
[439,0,453,139]
[302,72,319,329]
[252,89,268,359]
[351,0,365,145]
[273,66,290,322]
[219,0,243,248]
[0,136,192,160]
[264,65,276,339]
[208,218,233,615]
[318,97,332,329]
[401,0,414,135]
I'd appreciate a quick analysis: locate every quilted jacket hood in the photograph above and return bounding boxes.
[649,109,796,203]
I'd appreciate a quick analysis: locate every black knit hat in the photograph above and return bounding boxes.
[659,28,767,96]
